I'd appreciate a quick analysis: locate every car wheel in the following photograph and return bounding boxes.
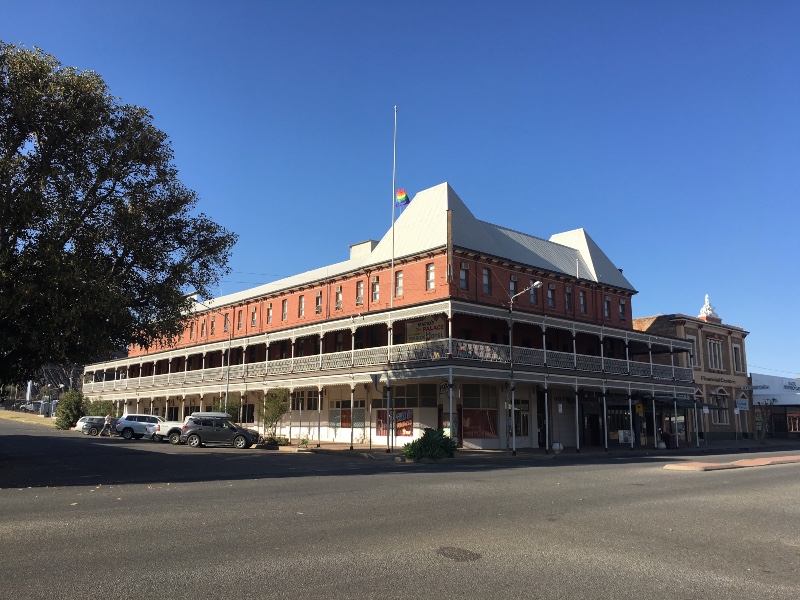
[187,434,201,448]
[233,435,248,449]
[89,426,99,436]
[168,432,181,445]
[152,434,163,442]
[122,428,134,440]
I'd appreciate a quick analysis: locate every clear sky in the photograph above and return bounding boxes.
[4,1,799,377]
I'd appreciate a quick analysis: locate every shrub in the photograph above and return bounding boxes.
[54,390,85,430]
[84,399,113,417]
[260,434,289,446]
[402,428,457,461]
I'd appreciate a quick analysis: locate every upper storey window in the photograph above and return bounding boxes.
[372,276,380,302]
[482,268,491,295]
[426,263,435,291]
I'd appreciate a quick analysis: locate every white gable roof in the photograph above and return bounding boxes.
[206,182,634,308]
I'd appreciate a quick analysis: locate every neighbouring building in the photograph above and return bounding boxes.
[633,296,752,446]
[82,182,695,451]
[750,373,800,439]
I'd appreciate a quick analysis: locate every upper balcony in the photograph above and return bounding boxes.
[82,336,694,394]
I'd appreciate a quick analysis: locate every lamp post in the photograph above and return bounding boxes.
[509,280,542,456]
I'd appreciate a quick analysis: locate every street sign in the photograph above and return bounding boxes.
[369,374,380,389]
[735,399,749,411]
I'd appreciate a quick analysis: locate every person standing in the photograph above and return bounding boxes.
[99,414,112,437]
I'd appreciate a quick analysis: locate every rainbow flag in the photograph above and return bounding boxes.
[395,189,410,207]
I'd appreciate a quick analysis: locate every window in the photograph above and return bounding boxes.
[509,275,517,297]
[334,332,344,352]
[619,299,626,321]
[356,281,364,305]
[579,290,586,314]
[686,335,698,367]
[201,320,206,337]
[189,323,195,340]
[267,303,273,324]
[291,391,305,411]
[335,286,342,310]
[604,296,611,318]
[223,313,229,332]
[251,307,257,327]
[708,339,723,370]
[732,343,743,373]
[482,268,491,295]
[529,280,538,304]
[307,390,319,411]
[237,310,242,330]
[459,264,469,290]
[210,316,216,335]
[395,270,403,297]
[711,390,730,425]
[548,284,556,308]
[426,263,435,291]
[315,291,323,313]
[565,287,572,311]
[461,384,499,439]
[281,299,288,321]
[371,276,379,301]
[298,295,305,317]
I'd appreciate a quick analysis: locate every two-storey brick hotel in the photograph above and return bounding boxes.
[82,183,695,451]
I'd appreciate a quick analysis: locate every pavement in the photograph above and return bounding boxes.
[287,432,800,472]
[4,408,800,471]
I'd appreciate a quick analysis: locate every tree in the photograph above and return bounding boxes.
[54,389,84,430]
[258,388,290,441]
[754,397,777,443]
[0,43,237,384]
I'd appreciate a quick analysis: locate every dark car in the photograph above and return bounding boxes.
[82,417,118,436]
[179,416,255,449]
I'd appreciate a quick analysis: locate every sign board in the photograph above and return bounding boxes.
[439,382,449,395]
[735,399,749,411]
[635,403,644,416]
[703,406,710,414]
[558,403,563,414]
[369,374,381,389]
[405,315,447,343]
[740,385,769,390]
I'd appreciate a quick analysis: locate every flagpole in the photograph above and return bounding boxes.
[391,105,397,310]
[389,105,397,454]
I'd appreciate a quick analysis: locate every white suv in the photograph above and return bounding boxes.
[115,414,163,440]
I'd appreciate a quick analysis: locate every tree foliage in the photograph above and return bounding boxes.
[54,389,84,430]
[258,388,290,440]
[0,43,237,384]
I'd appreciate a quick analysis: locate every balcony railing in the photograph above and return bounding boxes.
[84,337,695,392]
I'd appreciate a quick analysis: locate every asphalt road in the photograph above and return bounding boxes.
[1,417,799,600]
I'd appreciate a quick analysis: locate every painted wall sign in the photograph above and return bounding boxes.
[406,315,447,342]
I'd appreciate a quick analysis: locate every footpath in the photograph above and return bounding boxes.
[5,409,800,471]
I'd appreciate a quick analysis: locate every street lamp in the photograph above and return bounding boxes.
[509,280,542,456]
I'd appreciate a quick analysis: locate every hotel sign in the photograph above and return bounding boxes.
[406,315,447,342]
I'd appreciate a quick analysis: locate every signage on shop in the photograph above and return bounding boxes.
[406,315,447,342]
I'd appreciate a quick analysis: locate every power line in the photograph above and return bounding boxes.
[749,364,800,377]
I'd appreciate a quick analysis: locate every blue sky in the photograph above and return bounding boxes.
[4,1,799,377]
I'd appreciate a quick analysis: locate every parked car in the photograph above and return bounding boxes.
[75,416,104,433]
[83,417,118,436]
[180,415,255,449]
[147,418,187,444]
[115,414,164,440]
